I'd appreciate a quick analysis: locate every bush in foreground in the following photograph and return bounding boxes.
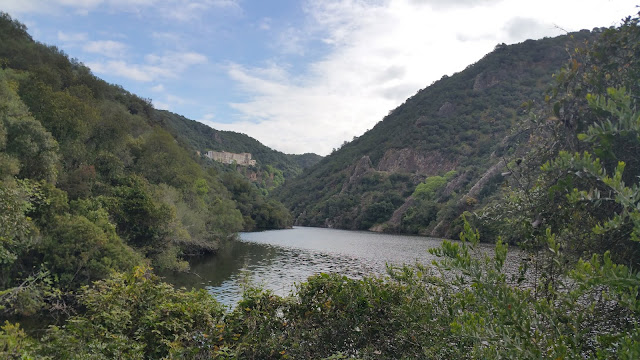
[4,216,639,359]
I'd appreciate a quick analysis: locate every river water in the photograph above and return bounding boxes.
[162,227,504,307]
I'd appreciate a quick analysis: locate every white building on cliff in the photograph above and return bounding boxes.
[205,151,256,166]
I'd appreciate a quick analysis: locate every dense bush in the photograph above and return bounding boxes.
[38,266,224,359]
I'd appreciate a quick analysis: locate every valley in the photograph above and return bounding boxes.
[1,8,639,359]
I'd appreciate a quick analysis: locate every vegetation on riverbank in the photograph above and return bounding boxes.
[2,8,640,360]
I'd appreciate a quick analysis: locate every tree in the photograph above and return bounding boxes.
[412,175,448,200]
[103,175,173,254]
[0,69,59,183]
[40,211,140,288]
[133,128,202,189]
[0,180,38,288]
[39,266,224,359]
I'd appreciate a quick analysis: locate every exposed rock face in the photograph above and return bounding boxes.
[473,69,507,91]
[414,116,429,127]
[460,159,507,204]
[430,219,449,238]
[386,196,416,228]
[440,171,469,199]
[415,102,454,126]
[341,156,373,193]
[437,101,455,117]
[377,148,457,175]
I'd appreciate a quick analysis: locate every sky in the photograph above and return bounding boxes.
[3,0,638,155]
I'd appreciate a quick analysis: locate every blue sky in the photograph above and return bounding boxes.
[3,0,638,155]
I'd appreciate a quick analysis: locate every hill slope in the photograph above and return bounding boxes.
[276,30,598,237]
[0,10,294,300]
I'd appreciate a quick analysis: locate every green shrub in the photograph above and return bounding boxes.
[39,266,224,359]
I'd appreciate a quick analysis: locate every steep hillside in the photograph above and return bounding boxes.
[0,9,293,302]
[276,30,598,237]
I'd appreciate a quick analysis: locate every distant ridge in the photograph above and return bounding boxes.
[153,109,322,179]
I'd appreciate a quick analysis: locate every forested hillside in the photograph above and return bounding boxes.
[276,30,598,237]
[0,11,292,316]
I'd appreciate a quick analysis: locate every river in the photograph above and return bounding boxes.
[162,227,504,307]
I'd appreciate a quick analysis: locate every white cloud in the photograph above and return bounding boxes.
[145,51,207,69]
[57,30,88,42]
[277,27,307,55]
[83,40,127,57]
[2,1,52,14]
[150,92,191,112]
[409,0,502,9]
[199,113,216,122]
[502,17,555,43]
[86,60,157,81]
[208,0,487,154]
[258,17,272,31]
[4,0,240,20]
[206,0,637,155]
[153,100,171,110]
[166,94,188,105]
[87,51,207,82]
[151,84,165,92]
[210,0,238,7]
[151,32,182,46]
[147,0,242,21]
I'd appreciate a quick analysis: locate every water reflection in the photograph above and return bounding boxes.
[162,227,494,307]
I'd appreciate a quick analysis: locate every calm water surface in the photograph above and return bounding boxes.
[163,227,498,307]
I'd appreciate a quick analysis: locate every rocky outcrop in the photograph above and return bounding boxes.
[386,196,415,228]
[440,171,469,198]
[437,101,455,117]
[459,159,507,204]
[415,116,430,127]
[430,219,449,238]
[473,69,507,91]
[340,156,373,193]
[377,148,457,175]
[414,102,455,127]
